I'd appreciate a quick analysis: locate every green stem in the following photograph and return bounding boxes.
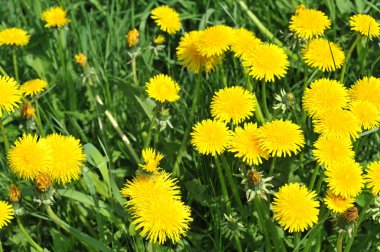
[0,116,9,152]
[34,100,45,137]
[0,64,7,76]
[12,49,19,82]
[0,240,3,252]
[261,83,271,120]
[337,232,344,252]
[131,56,138,86]
[172,74,202,176]
[316,172,324,195]
[308,164,320,190]
[294,232,301,252]
[214,156,231,211]
[269,157,277,176]
[255,95,265,124]
[254,197,271,251]
[220,156,243,210]
[17,218,44,252]
[340,35,360,83]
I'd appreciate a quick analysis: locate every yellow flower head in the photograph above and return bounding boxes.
[230,28,262,58]
[8,134,52,180]
[0,75,22,117]
[313,109,361,139]
[324,190,355,214]
[42,6,70,28]
[140,148,164,173]
[0,28,30,46]
[229,123,269,165]
[42,133,85,184]
[302,38,345,72]
[313,134,354,168]
[0,201,14,229]
[349,100,380,130]
[243,44,289,82]
[197,25,234,57]
[302,78,349,118]
[126,28,139,47]
[210,86,256,124]
[21,79,47,96]
[21,102,36,119]
[258,119,305,157]
[272,183,319,233]
[75,53,87,67]
[350,14,380,39]
[289,4,331,39]
[191,119,232,156]
[154,34,165,45]
[176,31,222,74]
[151,5,181,35]
[349,76,380,108]
[146,74,180,103]
[325,160,363,198]
[365,161,380,195]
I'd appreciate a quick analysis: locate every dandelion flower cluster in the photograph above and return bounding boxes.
[0,201,14,229]
[0,28,30,46]
[210,86,256,124]
[272,183,319,233]
[151,5,181,35]
[365,161,380,195]
[324,190,354,213]
[197,25,233,57]
[140,148,164,173]
[145,74,180,103]
[21,79,48,96]
[349,76,380,108]
[42,6,70,28]
[0,75,22,116]
[349,14,380,39]
[349,100,380,130]
[230,28,262,58]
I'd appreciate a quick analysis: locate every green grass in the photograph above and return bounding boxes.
[1,0,380,251]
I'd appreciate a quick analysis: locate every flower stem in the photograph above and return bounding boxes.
[308,164,320,190]
[12,49,19,82]
[255,95,265,124]
[337,232,344,252]
[131,56,138,86]
[0,115,9,152]
[34,100,45,137]
[254,197,271,251]
[294,232,301,252]
[269,156,277,176]
[220,156,243,210]
[261,82,271,120]
[340,35,360,83]
[16,217,44,252]
[214,156,231,211]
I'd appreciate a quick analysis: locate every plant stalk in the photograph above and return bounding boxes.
[17,218,44,252]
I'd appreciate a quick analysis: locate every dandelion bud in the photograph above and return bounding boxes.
[247,169,262,187]
[154,35,165,45]
[126,28,139,47]
[342,207,359,223]
[75,53,87,67]
[9,184,21,203]
[35,173,52,192]
[20,102,36,119]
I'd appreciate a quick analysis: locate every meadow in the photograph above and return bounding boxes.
[1,0,380,251]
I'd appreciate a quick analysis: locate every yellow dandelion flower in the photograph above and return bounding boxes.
[350,100,380,130]
[145,74,180,103]
[191,119,232,156]
[349,76,380,108]
[0,201,14,229]
[365,161,380,195]
[21,102,36,119]
[20,79,47,96]
[126,28,139,47]
[8,134,52,180]
[0,28,30,46]
[0,75,22,117]
[75,53,87,67]
[258,119,305,157]
[154,34,165,45]
[243,44,289,82]
[272,183,319,233]
[313,134,354,168]
[289,4,331,39]
[325,160,363,198]
[230,28,262,58]
[324,190,354,213]
[42,6,70,28]
[302,38,345,72]
[302,78,349,118]
[229,123,269,165]
[140,148,164,173]
[313,109,361,139]
[350,14,380,39]
[197,25,234,57]
[210,86,256,124]
[176,31,222,74]
[43,133,85,184]
[151,5,181,35]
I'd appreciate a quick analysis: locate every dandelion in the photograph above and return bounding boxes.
[258,119,305,157]
[176,31,222,73]
[75,53,87,67]
[272,183,319,233]
[349,76,380,108]
[151,5,181,35]
[21,79,47,96]
[0,75,22,117]
[349,100,380,130]
[273,90,296,113]
[126,28,139,47]
[313,109,361,139]
[229,123,269,165]
[302,78,349,118]
[140,148,164,173]
[154,35,165,45]
[21,102,36,119]
[230,28,262,58]
[197,25,234,57]
[350,14,380,39]
[243,44,289,82]
[365,161,380,195]
[289,4,331,39]
[145,74,180,103]
[43,133,85,184]
[8,134,52,180]
[35,173,52,192]
[191,119,232,156]
[210,86,256,124]
[0,28,30,46]
[324,190,355,214]
[41,6,70,28]
[325,160,363,198]
[8,184,21,203]
[313,134,354,167]
[0,201,14,229]
[302,38,345,72]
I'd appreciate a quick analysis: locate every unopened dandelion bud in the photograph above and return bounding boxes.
[342,207,359,223]
[75,53,87,67]
[247,169,262,186]
[35,173,52,192]
[126,28,139,47]
[9,184,21,203]
[21,102,36,119]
